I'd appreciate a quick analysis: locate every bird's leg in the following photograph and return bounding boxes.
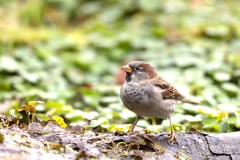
[166,117,177,144]
[128,115,141,135]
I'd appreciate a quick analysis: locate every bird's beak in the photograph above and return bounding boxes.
[121,65,132,73]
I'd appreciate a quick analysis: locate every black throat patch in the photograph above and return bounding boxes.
[125,73,132,83]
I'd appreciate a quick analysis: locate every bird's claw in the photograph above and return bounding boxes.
[128,132,134,136]
[166,132,177,144]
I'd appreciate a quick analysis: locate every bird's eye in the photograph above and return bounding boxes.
[135,67,140,71]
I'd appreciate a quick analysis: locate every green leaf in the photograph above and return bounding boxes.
[221,83,239,93]
[217,104,239,113]
[204,25,230,38]
[9,109,23,119]
[28,101,44,106]
[52,116,67,128]
[214,72,231,81]
[139,0,160,12]
[202,118,220,132]
[90,117,108,128]
[0,56,19,72]
[235,117,240,128]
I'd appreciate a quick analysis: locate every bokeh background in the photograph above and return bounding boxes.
[0,0,240,133]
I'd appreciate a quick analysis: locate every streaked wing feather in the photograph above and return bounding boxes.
[154,77,182,100]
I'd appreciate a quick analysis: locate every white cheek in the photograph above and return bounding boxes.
[131,75,135,80]
[131,75,141,86]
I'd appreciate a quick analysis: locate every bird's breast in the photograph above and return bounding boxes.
[120,84,178,118]
[121,84,147,103]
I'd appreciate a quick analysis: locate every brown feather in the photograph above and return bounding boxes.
[182,98,201,104]
[154,77,183,100]
[139,63,158,79]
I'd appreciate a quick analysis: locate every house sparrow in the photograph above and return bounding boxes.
[120,61,200,143]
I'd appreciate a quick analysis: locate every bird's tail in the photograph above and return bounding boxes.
[182,98,201,105]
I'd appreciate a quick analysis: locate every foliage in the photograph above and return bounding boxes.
[52,116,67,128]
[10,101,44,124]
[0,0,240,133]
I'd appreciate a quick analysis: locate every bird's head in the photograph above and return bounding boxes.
[120,61,158,83]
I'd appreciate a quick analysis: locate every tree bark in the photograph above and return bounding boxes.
[137,131,240,160]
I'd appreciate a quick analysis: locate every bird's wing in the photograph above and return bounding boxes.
[154,77,183,100]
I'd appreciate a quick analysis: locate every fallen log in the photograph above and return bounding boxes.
[1,119,240,160]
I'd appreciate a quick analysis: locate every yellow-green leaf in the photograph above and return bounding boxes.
[28,101,44,106]
[52,116,67,128]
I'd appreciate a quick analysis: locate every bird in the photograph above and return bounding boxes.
[120,61,200,143]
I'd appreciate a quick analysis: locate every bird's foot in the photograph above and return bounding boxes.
[128,130,140,136]
[128,131,134,136]
[166,132,177,144]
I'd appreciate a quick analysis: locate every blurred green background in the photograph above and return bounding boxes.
[0,0,240,133]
